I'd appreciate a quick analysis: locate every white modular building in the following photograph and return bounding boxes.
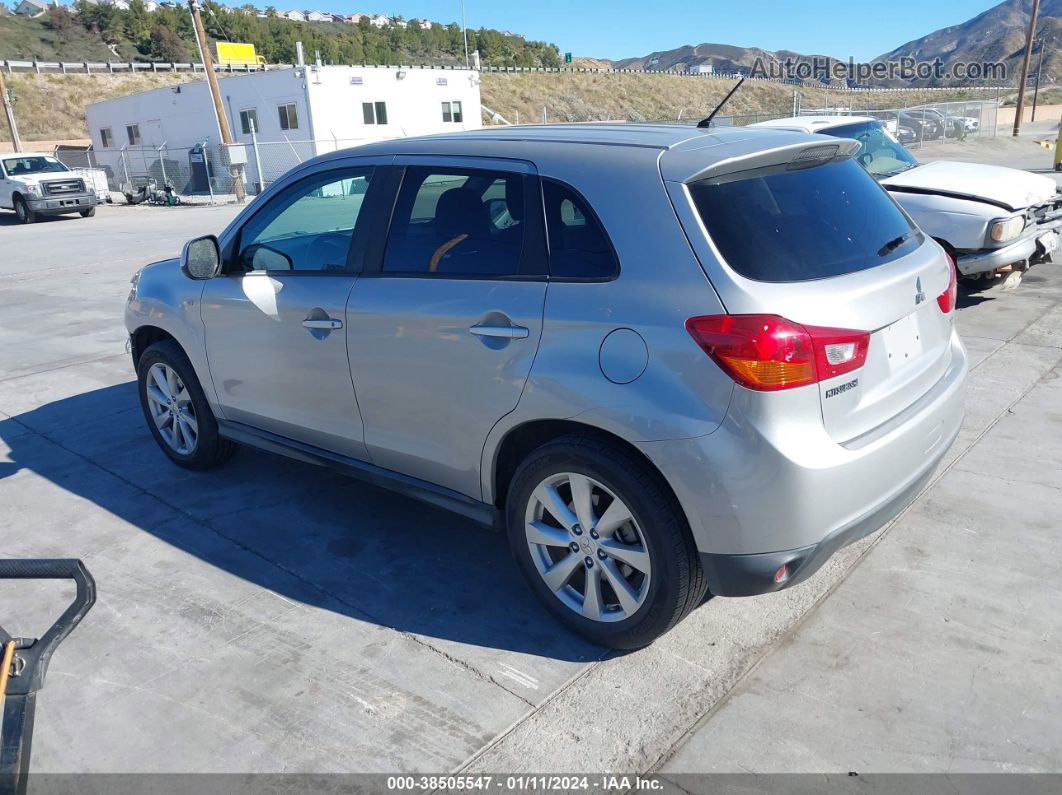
[84,65,483,192]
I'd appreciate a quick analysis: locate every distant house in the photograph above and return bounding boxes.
[305,9,328,21]
[143,0,159,10]
[368,13,388,27]
[13,0,52,16]
[282,9,304,20]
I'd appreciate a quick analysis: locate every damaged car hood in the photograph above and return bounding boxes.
[881,160,1057,212]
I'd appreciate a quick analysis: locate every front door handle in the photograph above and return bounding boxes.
[302,318,343,330]
[469,324,529,339]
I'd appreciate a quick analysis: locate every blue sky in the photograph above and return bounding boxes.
[345,0,1001,61]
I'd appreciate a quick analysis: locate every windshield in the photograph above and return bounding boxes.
[819,121,918,178]
[1,156,69,177]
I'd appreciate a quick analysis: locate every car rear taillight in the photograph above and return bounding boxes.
[685,315,870,392]
[937,254,958,314]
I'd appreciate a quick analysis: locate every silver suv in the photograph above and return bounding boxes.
[126,124,967,648]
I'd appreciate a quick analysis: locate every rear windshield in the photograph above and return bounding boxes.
[689,158,921,282]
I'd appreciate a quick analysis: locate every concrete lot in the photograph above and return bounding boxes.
[1,140,1060,779]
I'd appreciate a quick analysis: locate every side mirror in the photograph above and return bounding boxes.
[181,235,221,280]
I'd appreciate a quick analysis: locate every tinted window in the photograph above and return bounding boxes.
[382,167,528,277]
[688,158,920,283]
[237,168,372,272]
[542,180,619,279]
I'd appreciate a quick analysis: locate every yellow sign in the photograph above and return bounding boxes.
[215,42,265,66]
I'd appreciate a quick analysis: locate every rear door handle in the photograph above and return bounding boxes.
[469,324,529,339]
[302,318,343,330]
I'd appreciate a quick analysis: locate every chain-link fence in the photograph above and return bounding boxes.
[545,100,1000,149]
[53,137,373,206]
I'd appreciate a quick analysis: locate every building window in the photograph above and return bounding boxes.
[99,128,113,148]
[126,124,140,145]
[362,101,388,125]
[239,108,259,135]
[278,103,298,131]
[442,101,463,123]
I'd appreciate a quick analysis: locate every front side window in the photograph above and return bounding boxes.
[278,103,298,131]
[126,124,141,145]
[542,180,619,279]
[688,158,921,283]
[100,127,113,148]
[1,156,70,176]
[236,168,373,272]
[382,167,529,277]
[239,109,259,135]
[820,121,917,178]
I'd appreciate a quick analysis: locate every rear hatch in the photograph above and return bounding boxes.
[666,134,957,443]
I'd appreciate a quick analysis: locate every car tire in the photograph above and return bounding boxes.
[80,207,96,218]
[137,340,237,470]
[14,196,36,224]
[505,435,707,649]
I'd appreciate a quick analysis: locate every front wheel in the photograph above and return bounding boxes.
[80,206,96,218]
[506,436,706,649]
[14,196,36,224]
[137,340,237,470]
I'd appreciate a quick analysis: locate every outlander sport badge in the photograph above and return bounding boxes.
[914,277,926,306]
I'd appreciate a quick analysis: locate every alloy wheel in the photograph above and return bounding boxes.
[144,362,199,455]
[524,472,652,622]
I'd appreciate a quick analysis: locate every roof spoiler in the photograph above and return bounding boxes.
[684,138,862,185]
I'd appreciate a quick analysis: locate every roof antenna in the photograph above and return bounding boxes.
[697,77,745,129]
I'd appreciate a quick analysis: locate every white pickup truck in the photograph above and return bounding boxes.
[752,117,1061,280]
[0,152,98,224]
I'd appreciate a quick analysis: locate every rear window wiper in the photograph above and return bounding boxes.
[877,230,917,257]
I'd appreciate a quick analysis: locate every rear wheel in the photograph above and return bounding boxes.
[506,436,706,649]
[13,196,35,224]
[137,340,236,470]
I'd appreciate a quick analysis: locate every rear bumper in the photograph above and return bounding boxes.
[27,193,97,215]
[698,442,943,596]
[637,331,967,595]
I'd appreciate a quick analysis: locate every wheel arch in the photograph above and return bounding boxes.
[130,325,182,371]
[489,419,686,520]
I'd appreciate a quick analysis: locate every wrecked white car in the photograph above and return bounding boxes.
[753,117,1060,279]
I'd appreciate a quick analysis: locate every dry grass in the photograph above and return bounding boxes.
[0,70,1004,143]
[480,72,1003,125]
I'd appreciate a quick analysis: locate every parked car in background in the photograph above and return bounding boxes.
[126,123,966,648]
[910,107,965,139]
[752,116,1062,279]
[897,110,943,141]
[0,153,98,224]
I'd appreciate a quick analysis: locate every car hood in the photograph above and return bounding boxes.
[881,160,1057,212]
[7,172,79,187]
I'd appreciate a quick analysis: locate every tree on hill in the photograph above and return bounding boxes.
[64,2,560,67]
[149,23,189,62]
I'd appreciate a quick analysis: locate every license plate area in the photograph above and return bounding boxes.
[881,312,925,371]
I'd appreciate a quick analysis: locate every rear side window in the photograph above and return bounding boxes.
[543,180,619,279]
[688,158,920,282]
[382,167,530,277]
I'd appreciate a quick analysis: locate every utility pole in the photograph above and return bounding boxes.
[187,0,244,199]
[461,0,469,68]
[1013,0,1041,137]
[0,70,22,153]
[1032,37,1049,122]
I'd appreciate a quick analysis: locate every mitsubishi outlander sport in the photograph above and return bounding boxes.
[126,124,967,648]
